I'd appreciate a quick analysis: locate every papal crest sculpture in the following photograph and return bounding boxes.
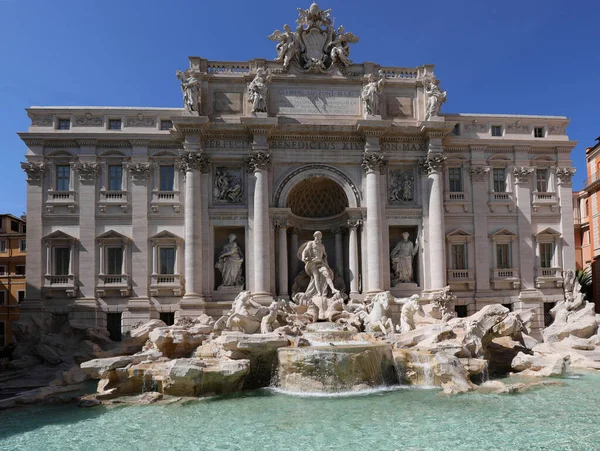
[268,2,359,73]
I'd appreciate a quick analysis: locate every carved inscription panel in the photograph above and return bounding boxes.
[272,87,361,116]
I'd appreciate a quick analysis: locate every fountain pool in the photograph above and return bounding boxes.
[2,373,600,450]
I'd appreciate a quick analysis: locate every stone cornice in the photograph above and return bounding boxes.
[76,139,97,147]
[171,116,210,135]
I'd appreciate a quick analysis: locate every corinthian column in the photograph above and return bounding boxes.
[275,219,289,298]
[362,152,387,293]
[347,219,362,295]
[424,152,446,290]
[181,148,211,301]
[247,150,272,298]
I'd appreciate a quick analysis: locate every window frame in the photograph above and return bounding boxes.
[54,246,71,276]
[108,118,122,130]
[159,165,175,192]
[0,265,6,275]
[159,246,176,275]
[491,125,503,137]
[107,164,123,191]
[15,265,25,276]
[536,168,549,193]
[20,239,26,252]
[496,243,511,269]
[56,118,71,130]
[160,120,173,131]
[534,127,545,138]
[451,243,467,270]
[0,240,6,253]
[55,164,71,192]
[492,167,506,192]
[448,167,463,193]
[17,290,25,304]
[106,246,124,275]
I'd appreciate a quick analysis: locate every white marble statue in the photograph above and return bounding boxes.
[300,231,339,301]
[391,232,419,285]
[424,77,447,121]
[389,171,414,203]
[361,72,386,118]
[215,234,244,288]
[365,291,395,334]
[260,301,280,334]
[176,70,201,113]
[328,25,359,67]
[248,68,271,113]
[214,291,266,334]
[267,24,299,70]
[398,294,421,333]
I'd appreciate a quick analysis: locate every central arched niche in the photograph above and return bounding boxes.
[287,176,349,218]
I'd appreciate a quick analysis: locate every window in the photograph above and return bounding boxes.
[0,322,5,347]
[448,168,463,192]
[452,124,460,136]
[496,243,511,269]
[160,165,175,191]
[10,221,18,232]
[491,125,503,137]
[539,242,554,268]
[18,291,25,303]
[583,230,590,245]
[54,247,70,275]
[57,118,70,130]
[108,165,123,191]
[108,119,122,130]
[22,224,26,233]
[160,120,173,130]
[160,312,175,326]
[107,247,123,275]
[493,168,506,192]
[56,165,71,191]
[0,265,5,275]
[0,292,5,305]
[0,240,6,253]
[159,247,176,274]
[451,244,467,270]
[534,127,545,138]
[15,265,25,276]
[536,169,548,192]
[20,240,26,252]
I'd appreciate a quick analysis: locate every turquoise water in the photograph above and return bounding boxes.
[2,374,600,451]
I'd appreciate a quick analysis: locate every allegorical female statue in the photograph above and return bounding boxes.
[361,71,386,117]
[176,70,201,113]
[391,232,419,285]
[424,77,447,121]
[215,234,244,288]
[247,68,271,113]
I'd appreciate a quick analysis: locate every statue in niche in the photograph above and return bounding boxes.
[215,234,244,288]
[267,24,300,70]
[301,231,339,299]
[213,169,243,203]
[247,68,271,113]
[389,171,414,203]
[176,70,201,113]
[424,77,447,121]
[391,232,419,285]
[361,71,386,118]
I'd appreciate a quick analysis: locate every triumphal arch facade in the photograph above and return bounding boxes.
[19,3,577,336]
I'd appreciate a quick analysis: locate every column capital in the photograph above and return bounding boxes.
[556,167,576,185]
[179,150,211,173]
[362,152,387,174]
[21,162,45,182]
[419,153,446,174]
[470,165,490,183]
[347,219,362,229]
[246,150,271,173]
[513,166,535,185]
[126,162,153,181]
[73,162,99,182]
[331,226,342,234]
[273,218,289,229]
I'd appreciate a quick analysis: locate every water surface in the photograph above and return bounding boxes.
[2,374,600,450]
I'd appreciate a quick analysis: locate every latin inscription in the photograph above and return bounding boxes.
[203,140,251,150]
[381,142,426,152]
[273,88,360,116]
[270,141,363,151]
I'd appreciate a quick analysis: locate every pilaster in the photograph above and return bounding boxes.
[557,167,577,271]
[470,148,491,292]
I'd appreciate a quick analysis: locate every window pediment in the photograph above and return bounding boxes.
[446,229,473,243]
[97,229,130,244]
[489,228,516,242]
[150,230,182,244]
[43,230,77,243]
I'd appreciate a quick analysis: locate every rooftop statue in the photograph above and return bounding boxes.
[176,70,201,114]
[248,68,271,113]
[424,76,447,121]
[361,71,386,118]
[268,2,359,73]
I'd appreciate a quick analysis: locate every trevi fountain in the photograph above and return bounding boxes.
[3,3,599,451]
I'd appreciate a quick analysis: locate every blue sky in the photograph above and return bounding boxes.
[1,0,598,216]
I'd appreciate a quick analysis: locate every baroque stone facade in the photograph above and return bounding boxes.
[18,3,577,337]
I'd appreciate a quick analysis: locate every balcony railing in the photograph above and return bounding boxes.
[447,269,473,280]
[490,192,513,202]
[98,274,128,285]
[45,274,74,285]
[151,274,181,286]
[46,190,76,212]
[150,190,181,213]
[491,268,519,279]
[536,267,563,278]
[98,190,129,212]
[532,192,557,203]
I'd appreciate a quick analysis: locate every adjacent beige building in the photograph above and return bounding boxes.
[18,4,577,338]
